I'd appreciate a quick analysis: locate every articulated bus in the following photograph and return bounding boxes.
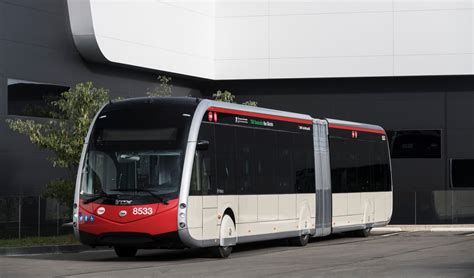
[74,97,392,258]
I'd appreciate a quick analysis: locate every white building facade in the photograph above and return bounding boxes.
[69,0,474,79]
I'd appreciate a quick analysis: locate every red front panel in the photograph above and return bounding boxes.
[78,199,178,236]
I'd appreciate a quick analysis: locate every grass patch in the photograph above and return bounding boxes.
[0,234,78,247]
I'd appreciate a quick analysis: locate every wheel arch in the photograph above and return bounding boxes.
[223,208,236,225]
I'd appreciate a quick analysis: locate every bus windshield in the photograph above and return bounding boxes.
[79,98,197,203]
[81,149,182,200]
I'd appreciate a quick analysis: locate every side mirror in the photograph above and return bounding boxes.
[196,140,209,151]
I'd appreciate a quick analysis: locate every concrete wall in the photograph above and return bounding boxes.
[71,0,474,79]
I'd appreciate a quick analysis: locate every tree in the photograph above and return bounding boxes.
[212,90,235,103]
[241,100,258,107]
[212,90,258,106]
[147,75,172,97]
[6,82,110,207]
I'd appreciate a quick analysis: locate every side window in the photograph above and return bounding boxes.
[190,123,216,196]
[294,133,315,193]
[190,156,199,195]
[235,127,255,194]
[83,151,117,194]
[330,134,392,193]
[254,129,276,194]
[215,125,236,195]
[345,139,358,193]
[356,140,374,192]
[275,132,294,194]
[330,137,357,193]
[329,137,346,193]
[372,140,391,192]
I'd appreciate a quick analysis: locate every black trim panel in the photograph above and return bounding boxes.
[79,231,185,249]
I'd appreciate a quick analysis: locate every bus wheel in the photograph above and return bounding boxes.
[355,228,371,237]
[289,233,310,247]
[210,245,233,258]
[211,214,235,258]
[114,246,138,257]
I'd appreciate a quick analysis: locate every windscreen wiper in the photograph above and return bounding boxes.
[112,188,169,205]
[83,193,117,204]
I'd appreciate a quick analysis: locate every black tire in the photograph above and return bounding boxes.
[355,228,371,237]
[289,234,310,247]
[210,213,235,258]
[114,246,138,257]
[209,246,233,258]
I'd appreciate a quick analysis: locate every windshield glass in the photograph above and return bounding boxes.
[81,150,182,199]
[79,98,197,203]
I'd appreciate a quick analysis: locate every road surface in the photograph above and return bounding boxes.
[0,231,473,277]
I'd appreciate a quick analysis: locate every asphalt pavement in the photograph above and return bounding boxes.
[0,231,473,277]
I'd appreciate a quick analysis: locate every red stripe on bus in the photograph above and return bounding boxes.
[208,107,313,125]
[329,124,386,135]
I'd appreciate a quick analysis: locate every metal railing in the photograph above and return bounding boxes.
[0,196,72,239]
[0,190,472,239]
[391,190,474,224]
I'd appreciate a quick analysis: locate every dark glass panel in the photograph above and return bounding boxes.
[190,123,216,196]
[275,132,295,194]
[329,137,347,194]
[82,98,198,203]
[235,127,255,194]
[356,140,374,192]
[215,124,236,195]
[345,140,358,192]
[374,141,391,191]
[330,136,391,193]
[254,129,276,194]
[451,159,474,188]
[294,134,315,193]
[387,130,441,158]
[7,79,69,118]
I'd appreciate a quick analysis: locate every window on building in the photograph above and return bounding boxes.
[8,79,69,117]
[386,130,441,158]
[451,159,474,188]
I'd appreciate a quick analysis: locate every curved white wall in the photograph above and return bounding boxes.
[68,0,474,80]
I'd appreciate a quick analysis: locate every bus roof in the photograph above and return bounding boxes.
[106,97,385,133]
[326,118,385,135]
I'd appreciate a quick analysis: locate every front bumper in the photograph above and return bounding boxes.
[79,230,184,249]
